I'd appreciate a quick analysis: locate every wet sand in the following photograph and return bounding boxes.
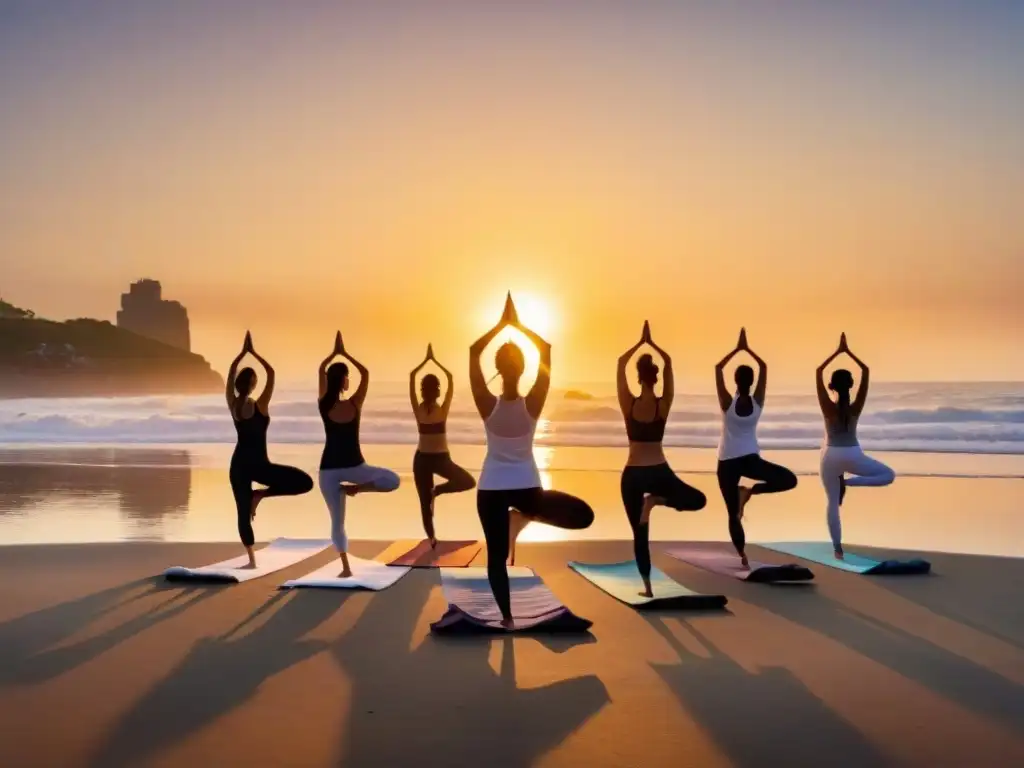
[0,540,1021,767]
[1,446,1022,559]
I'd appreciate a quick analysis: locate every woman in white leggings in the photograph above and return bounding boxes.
[816,334,895,559]
[316,332,400,577]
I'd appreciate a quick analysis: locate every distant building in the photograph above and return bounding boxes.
[116,279,191,351]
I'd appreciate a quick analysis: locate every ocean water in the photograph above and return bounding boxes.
[1,381,1022,457]
[1,382,1022,550]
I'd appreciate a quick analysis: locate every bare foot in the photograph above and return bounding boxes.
[639,580,654,598]
[740,554,750,570]
[500,616,515,631]
[640,495,657,525]
[838,475,847,506]
[344,485,360,497]
[737,487,752,520]
[834,549,845,561]
[338,569,353,578]
[429,536,438,549]
[240,561,258,570]
[250,490,266,521]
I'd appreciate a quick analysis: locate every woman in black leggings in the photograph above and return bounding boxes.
[471,295,594,629]
[618,322,706,597]
[410,344,475,546]
[226,332,313,568]
[714,329,797,567]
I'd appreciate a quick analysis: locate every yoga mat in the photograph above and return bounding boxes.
[375,539,481,568]
[568,561,727,610]
[430,566,592,634]
[760,542,932,575]
[164,538,330,583]
[665,543,814,583]
[280,556,410,591]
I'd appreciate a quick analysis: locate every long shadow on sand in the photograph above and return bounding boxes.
[853,548,1024,649]
[331,572,609,767]
[645,614,889,768]
[0,577,217,687]
[732,583,1024,732]
[87,588,347,768]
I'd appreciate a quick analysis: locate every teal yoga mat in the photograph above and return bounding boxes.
[568,561,727,610]
[760,542,931,575]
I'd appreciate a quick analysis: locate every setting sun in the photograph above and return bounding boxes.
[512,292,557,337]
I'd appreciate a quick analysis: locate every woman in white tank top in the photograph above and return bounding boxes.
[816,334,895,559]
[469,294,594,629]
[714,329,797,568]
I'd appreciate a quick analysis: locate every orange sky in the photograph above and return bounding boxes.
[1,3,1021,385]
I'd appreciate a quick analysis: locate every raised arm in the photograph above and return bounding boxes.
[715,330,744,412]
[225,342,247,412]
[250,344,275,415]
[319,332,343,400]
[646,330,674,417]
[436,354,456,416]
[469,324,503,418]
[816,339,844,415]
[469,296,517,418]
[409,346,430,413]
[846,341,870,414]
[517,323,552,419]
[347,349,370,411]
[746,337,768,407]
[617,328,647,416]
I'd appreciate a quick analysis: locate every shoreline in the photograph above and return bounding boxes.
[1,445,1022,558]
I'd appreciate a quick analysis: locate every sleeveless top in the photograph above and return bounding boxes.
[825,410,860,448]
[232,406,269,465]
[718,396,762,461]
[318,398,365,469]
[625,397,667,443]
[478,397,541,491]
[417,419,446,435]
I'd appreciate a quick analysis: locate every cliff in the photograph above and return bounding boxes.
[0,316,223,399]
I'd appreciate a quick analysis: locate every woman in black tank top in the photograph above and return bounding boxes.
[226,333,313,568]
[316,332,400,578]
[409,344,475,546]
[617,322,706,597]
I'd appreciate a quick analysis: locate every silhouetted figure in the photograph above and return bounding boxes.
[410,344,475,546]
[714,328,798,568]
[617,321,706,597]
[225,332,313,568]
[816,333,895,558]
[470,294,594,629]
[317,332,400,577]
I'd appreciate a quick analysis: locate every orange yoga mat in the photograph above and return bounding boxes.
[375,539,482,567]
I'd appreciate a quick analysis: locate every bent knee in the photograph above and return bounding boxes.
[297,472,315,494]
[686,489,708,511]
[379,471,401,491]
[881,468,896,486]
[570,501,596,529]
[781,471,799,491]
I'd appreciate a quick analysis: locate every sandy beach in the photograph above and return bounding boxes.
[1,539,1021,768]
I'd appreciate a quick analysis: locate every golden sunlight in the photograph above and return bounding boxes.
[475,292,559,388]
[512,292,557,336]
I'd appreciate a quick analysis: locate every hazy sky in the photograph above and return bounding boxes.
[2,1,1022,385]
